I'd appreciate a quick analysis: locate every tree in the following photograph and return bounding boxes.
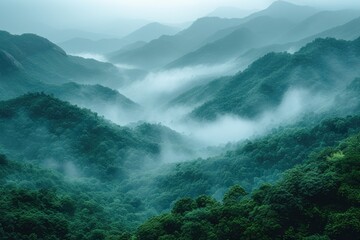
[223,185,247,205]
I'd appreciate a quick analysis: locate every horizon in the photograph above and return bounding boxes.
[1,0,360,41]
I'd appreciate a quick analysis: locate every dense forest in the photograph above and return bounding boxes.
[137,134,360,240]
[1,93,359,239]
[1,1,360,239]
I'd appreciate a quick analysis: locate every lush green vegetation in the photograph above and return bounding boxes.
[0,30,121,89]
[0,93,359,239]
[191,37,360,120]
[0,93,190,180]
[0,154,135,239]
[134,115,360,212]
[136,133,360,240]
[1,23,360,240]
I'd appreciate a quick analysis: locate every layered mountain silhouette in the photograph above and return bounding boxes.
[59,22,180,54]
[168,38,360,120]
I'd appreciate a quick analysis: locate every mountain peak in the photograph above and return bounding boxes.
[270,0,297,7]
[267,0,314,10]
[247,0,318,22]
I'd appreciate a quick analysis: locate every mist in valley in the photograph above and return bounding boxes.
[1,0,360,239]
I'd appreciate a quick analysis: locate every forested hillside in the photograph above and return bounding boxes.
[1,1,359,239]
[137,133,360,239]
[190,37,360,120]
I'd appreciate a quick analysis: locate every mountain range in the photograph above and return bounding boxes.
[1,1,360,239]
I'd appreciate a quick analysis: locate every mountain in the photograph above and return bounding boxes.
[108,1,318,70]
[59,23,180,54]
[0,30,147,123]
[187,37,360,120]
[37,82,142,118]
[166,16,294,69]
[0,93,193,179]
[108,17,244,70]
[121,22,180,44]
[108,41,147,57]
[281,10,360,43]
[137,128,360,239]
[207,6,254,18]
[58,37,125,54]
[307,16,360,41]
[0,31,124,89]
[229,15,360,74]
[246,0,318,23]
[167,76,232,108]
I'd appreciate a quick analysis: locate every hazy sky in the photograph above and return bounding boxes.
[2,0,360,24]
[1,0,360,38]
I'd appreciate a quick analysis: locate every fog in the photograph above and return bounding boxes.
[119,62,240,107]
[71,53,108,62]
[147,88,332,146]
[102,64,334,147]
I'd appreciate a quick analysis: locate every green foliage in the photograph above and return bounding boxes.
[191,37,360,120]
[223,184,247,205]
[136,134,360,239]
[0,93,160,179]
[149,115,360,211]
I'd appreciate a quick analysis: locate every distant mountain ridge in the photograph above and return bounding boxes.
[108,1,319,70]
[0,30,143,116]
[174,37,360,120]
[59,22,180,54]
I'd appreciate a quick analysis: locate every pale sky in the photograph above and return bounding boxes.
[2,0,360,24]
[1,0,360,37]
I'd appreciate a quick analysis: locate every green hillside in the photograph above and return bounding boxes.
[191,37,360,120]
[0,30,123,89]
[137,132,360,239]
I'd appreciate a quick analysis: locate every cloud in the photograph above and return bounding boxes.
[119,62,239,107]
[70,53,107,62]
[148,88,332,146]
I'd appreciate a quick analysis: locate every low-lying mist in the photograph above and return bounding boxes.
[67,53,337,163]
[119,62,239,107]
[70,52,108,62]
[139,88,332,146]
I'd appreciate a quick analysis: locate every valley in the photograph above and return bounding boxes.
[0,1,359,239]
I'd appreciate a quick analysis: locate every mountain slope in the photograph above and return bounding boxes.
[121,22,180,44]
[208,7,253,18]
[231,16,360,74]
[190,37,360,120]
[0,94,180,179]
[281,10,360,43]
[246,0,318,23]
[137,130,360,239]
[166,16,294,69]
[108,1,317,70]
[59,22,180,54]
[108,17,244,70]
[0,30,123,89]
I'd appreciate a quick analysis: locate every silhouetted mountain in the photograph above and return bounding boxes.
[0,30,145,119]
[247,0,318,23]
[188,37,360,120]
[166,16,294,68]
[58,37,124,54]
[59,22,179,54]
[122,22,180,44]
[207,6,254,18]
[108,17,244,70]
[0,31,123,89]
[108,41,147,57]
[281,10,360,43]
